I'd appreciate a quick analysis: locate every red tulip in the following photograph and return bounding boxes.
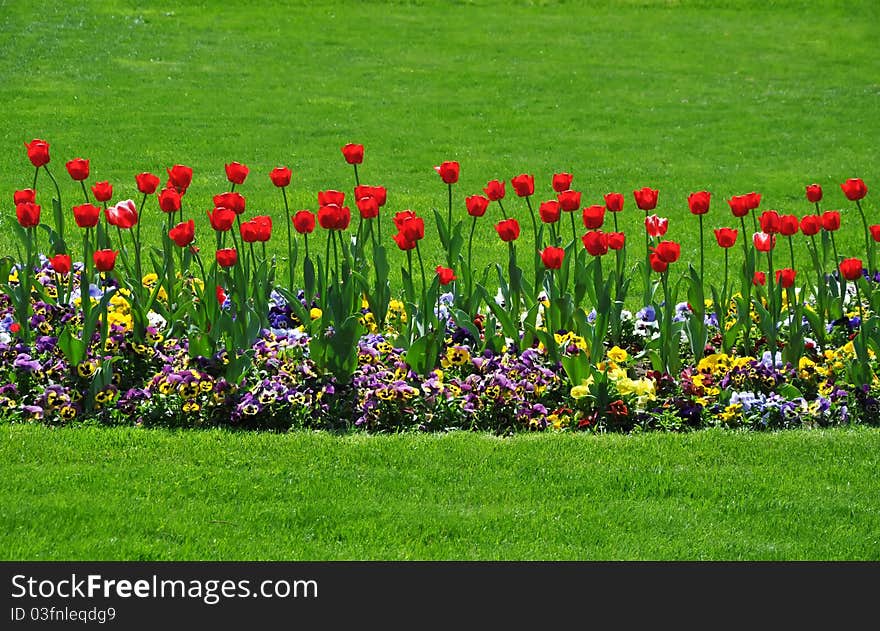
[136,172,160,195]
[779,214,799,237]
[49,254,72,275]
[483,179,506,201]
[805,184,822,203]
[552,172,573,193]
[91,181,113,203]
[318,190,345,206]
[541,246,565,269]
[393,211,424,242]
[356,196,379,219]
[105,199,138,229]
[714,227,738,248]
[582,230,609,256]
[15,202,40,228]
[687,191,711,215]
[466,194,490,218]
[840,178,868,201]
[92,249,118,272]
[434,161,460,184]
[510,174,535,197]
[341,143,364,165]
[800,215,822,236]
[14,189,36,205]
[207,206,236,232]
[727,195,751,218]
[775,268,796,289]
[24,139,50,167]
[269,166,292,188]
[157,187,181,213]
[870,225,880,242]
[65,158,90,181]
[240,220,259,243]
[293,210,316,234]
[604,192,624,213]
[556,190,581,212]
[745,192,762,210]
[839,258,863,281]
[318,204,352,231]
[649,252,668,273]
[582,205,606,230]
[216,286,227,306]
[633,187,658,211]
[753,271,766,286]
[355,185,387,207]
[539,200,561,224]
[225,161,249,185]
[653,240,681,263]
[436,266,457,285]
[216,248,238,268]
[213,192,246,215]
[393,231,417,251]
[167,164,193,192]
[73,203,101,229]
[752,232,776,252]
[254,215,272,242]
[169,219,195,247]
[495,218,520,242]
[759,210,780,234]
[644,214,668,237]
[607,231,626,250]
[821,211,841,232]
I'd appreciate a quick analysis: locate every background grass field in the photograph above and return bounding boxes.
[2,0,880,560]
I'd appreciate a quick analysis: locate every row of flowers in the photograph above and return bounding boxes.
[2,138,879,433]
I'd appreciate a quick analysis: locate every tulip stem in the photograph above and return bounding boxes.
[699,213,705,282]
[415,242,428,315]
[80,181,90,204]
[323,229,331,296]
[353,164,360,187]
[467,216,477,312]
[739,214,751,356]
[856,200,874,273]
[32,167,38,191]
[569,210,577,246]
[829,231,844,314]
[767,247,777,356]
[282,186,293,292]
[497,199,508,220]
[787,236,796,272]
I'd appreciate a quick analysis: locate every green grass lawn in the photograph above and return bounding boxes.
[1,0,878,292]
[2,423,878,560]
[2,1,880,561]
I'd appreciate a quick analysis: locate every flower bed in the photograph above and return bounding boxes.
[2,139,879,433]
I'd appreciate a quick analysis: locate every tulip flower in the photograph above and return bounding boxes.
[688,191,711,278]
[806,184,822,203]
[434,161,459,184]
[270,166,292,188]
[775,268,796,289]
[821,211,840,232]
[714,228,738,248]
[510,174,535,198]
[317,204,351,231]
[759,210,781,234]
[225,161,249,186]
[167,164,193,192]
[208,207,236,232]
[214,192,246,215]
[633,187,658,211]
[841,178,868,202]
[495,218,520,242]
[435,266,456,286]
[318,190,345,206]
[604,192,624,213]
[25,139,50,167]
[49,254,72,275]
[557,190,581,212]
[582,205,606,230]
[158,187,181,213]
[582,230,609,257]
[342,143,364,165]
[356,196,379,219]
[541,246,565,270]
[552,172,573,193]
[607,232,625,251]
[15,202,40,228]
[92,249,118,272]
[644,214,668,237]
[293,210,316,235]
[91,181,113,203]
[539,200,561,224]
[169,219,195,247]
[466,195,490,218]
[73,203,101,229]
[753,271,766,286]
[105,200,138,230]
[66,158,90,182]
[136,172,160,195]
[216,248,238,268]
[839,258,863,281]
[753,232,775,252]
[14,189,36,205]
[840,178,873,273]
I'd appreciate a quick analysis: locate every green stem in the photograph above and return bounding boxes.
[282,186,293,291]
[856,200,874,273]
[699,213,705,282]
[767,246,777,355]
[787,236,796,272]
[467,216,477,311]
[415,241,428,314]
[32,167,38,191]
[497,199,508,220]
[829,231,844,314]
